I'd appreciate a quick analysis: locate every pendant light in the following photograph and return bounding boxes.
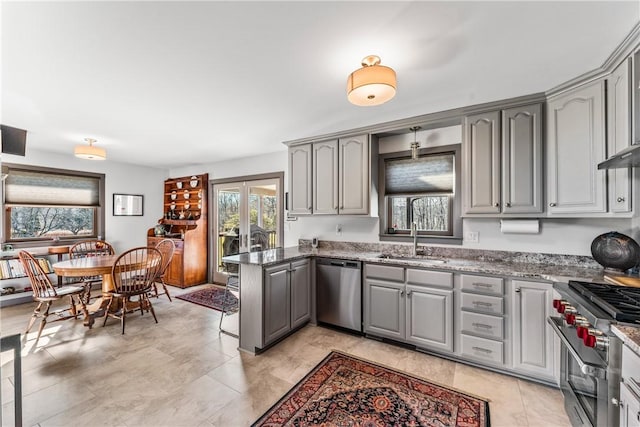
[347,55,397,106]
[410,126,421,160]
[74,138,106,160]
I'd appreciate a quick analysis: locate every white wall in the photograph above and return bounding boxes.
[2,149,168,252]
[175,134,638,256]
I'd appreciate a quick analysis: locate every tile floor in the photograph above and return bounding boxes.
[1,284,571,427]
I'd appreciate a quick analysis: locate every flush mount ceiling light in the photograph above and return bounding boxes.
[410,126,421,160]
[74,138,106,160]
[347,55,397,106]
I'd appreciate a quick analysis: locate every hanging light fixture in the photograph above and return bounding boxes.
[347,55,397,106]
[410,126,421,160]
[74,138,106,160]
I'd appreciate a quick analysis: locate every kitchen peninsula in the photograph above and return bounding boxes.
[223,240,609,386]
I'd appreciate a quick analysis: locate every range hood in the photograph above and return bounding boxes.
[598,144,640,169]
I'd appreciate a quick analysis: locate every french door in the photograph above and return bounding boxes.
[211,176,283,284]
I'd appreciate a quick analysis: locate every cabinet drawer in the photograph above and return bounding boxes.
[460,274,503,295]
[623,345,640,382]
[365,264,404,282]
[461,311,504,339]
[461,334,504,364]
[461,293,504,315]
[406,269,453,289]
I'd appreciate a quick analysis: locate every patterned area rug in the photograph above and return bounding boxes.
[253,351,489,427]
[175,286,238,313]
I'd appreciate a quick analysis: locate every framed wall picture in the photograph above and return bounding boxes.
[113,194,144,216]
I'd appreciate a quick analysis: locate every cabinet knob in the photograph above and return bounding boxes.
[308,206,312,210]
[505,202,511,208]
[494,203,499,207]
[549,202,557,207]
[334,206,338,210]
[617,197,626,203]
[340,206,344,209]
[407,290,412,297]
[400,290,404,297]
[515,288,521,293]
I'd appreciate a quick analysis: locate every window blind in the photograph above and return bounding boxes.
[384,153,454,195]
[5,169,100,206]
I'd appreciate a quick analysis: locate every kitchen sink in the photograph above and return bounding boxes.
[376,254,447,264]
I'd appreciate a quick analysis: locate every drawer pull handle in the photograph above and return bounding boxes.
[472,301,493,307]
[471,346,492,354]
[472,283,492,288]
[472,323,492,329]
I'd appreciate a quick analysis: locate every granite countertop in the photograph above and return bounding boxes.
[222,245,607,283]
[612,325,640,356]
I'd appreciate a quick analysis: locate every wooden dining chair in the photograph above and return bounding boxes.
[103,247,163,334]
[18,251,89,345]
[69,240,115,302]
[152,239,175,301]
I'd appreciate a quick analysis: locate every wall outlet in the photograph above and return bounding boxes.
[466,231,479,243]
[336,224,343,235]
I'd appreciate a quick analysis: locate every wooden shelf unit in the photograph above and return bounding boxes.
[147,173,208,288]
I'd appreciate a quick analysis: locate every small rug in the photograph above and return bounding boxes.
[253,351,489,427]
[175,286,238,313]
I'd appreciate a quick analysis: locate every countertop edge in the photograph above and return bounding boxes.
[222,247,605,283]
[612,324,640,356]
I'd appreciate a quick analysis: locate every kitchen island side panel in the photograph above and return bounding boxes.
[239,263,265,353]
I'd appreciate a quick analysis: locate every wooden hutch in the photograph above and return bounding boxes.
[147,173,208,287]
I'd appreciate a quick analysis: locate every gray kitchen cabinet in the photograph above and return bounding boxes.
[406,285,453,352]
[620,345,640,427]
[511,279,556,381]
[363,279,405,340]
[546,80,607,215]
[264,263,291,344]
[463,111,501,214]
[289,134,372,216]
[501,103,543,213]
[313,140,339,215]
[620,382,640,427]
[288,144,312,215]
[263,259,311,346]
[290,259,311,329]
[608,58,633,214]
[463,103,542,215]
[338,134,370,215]
[364,264,454,353]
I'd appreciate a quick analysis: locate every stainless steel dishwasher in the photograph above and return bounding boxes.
[316,258,362,332]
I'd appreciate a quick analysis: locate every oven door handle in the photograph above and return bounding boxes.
[547,316,607,380]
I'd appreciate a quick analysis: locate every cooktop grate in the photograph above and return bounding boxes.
[569,281,640,324]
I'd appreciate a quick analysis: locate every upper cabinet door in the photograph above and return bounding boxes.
[608,58,632,214]
[288,145,313,215]
[313,140,339,215]
[338,134,369,215]
[463,111,501,214]
[501,103,543,213]
[546,80,607,215]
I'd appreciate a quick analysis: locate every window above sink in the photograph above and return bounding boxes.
[378,142,463,245]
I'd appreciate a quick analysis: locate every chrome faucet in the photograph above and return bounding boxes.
[411,221,418,256]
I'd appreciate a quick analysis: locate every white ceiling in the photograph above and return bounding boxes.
[2,1,639,169]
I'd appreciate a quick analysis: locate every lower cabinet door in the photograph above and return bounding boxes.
[620,381,640,427]
[406,285,453,352]
[363,280,404,340]
[290,259,311,329]
[512,280,556,381]
[263,264,291,345]
[166,250,183,286]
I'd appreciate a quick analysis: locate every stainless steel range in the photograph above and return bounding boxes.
[548,280,640,427]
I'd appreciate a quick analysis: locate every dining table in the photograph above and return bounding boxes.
[52,254,150,327]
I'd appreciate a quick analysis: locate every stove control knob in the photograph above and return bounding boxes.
[577,325,591,339]
[553,299,567,311]
[583,330,609,350]
[565,313,576,325]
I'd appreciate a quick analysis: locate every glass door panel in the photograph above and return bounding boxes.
[212,177,282,284]
[215,184,242,276]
